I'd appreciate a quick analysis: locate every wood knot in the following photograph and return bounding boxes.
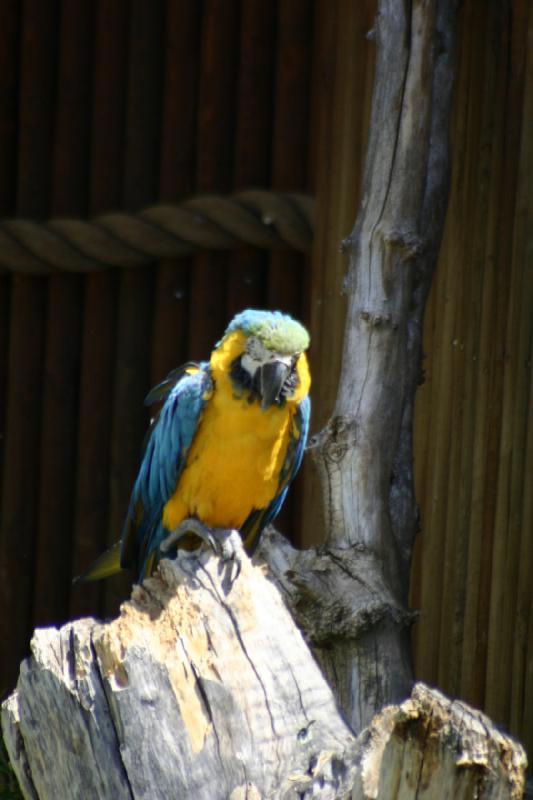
[360,310,395,328]
[322,415,357,464]
[383,228,424,258]
[340,234,356,254]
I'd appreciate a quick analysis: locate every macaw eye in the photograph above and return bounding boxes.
[245,336,261,358]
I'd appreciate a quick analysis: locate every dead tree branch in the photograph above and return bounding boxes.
[309,0,460,732]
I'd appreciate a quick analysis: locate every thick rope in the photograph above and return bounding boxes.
[0,190,315,275]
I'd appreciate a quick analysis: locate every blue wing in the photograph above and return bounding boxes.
[241,394,311,551]
[121,364,212,577]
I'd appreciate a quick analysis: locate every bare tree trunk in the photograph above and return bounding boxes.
[306,0,459,732]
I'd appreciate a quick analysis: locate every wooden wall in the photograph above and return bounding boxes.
[0,0,531,771]
[410,0,533,760]
[0,0,315,692]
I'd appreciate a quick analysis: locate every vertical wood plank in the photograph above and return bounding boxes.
[490,230,533,724]
[413,0,508,699]
[226,0,276,318]
[438,0,508,696]
[151,1,202,386]
[70,0,128,620]
[33,0,95,629]
[268,0,313,319]
[104,0,165,616]
[519,378,533,758]
[0,1,19,561]
[0,1,19,216]
[0,0,58,691]
[413,5,474,671]
[458,0,516,712]
[0,274,10,527]
[414,190,459,684]
[510,10,533,760]
[485,0,532,730]
[188,0,239,361]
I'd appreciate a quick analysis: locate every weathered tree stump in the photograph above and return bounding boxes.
[2,538,526,799]
[2,538,358,800]
[353,683,527,800]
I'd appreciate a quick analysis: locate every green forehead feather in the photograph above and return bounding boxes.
[247,317,310,354]
[225,309,310,354]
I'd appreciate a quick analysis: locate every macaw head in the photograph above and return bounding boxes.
[218,309,311,410]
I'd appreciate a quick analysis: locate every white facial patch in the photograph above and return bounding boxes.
[241,336,293,378]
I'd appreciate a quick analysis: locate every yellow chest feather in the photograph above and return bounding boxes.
[162,389,294,531]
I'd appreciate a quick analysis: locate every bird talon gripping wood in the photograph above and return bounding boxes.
[79,309,311,584]
[159,517,219,554]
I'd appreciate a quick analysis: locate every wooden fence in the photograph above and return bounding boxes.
[0,0,531,772]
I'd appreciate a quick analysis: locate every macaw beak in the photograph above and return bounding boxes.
[259,360,292,410]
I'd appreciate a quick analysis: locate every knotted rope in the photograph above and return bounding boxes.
[0,190,314,275]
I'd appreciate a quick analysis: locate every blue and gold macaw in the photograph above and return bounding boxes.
[84,309,311,582]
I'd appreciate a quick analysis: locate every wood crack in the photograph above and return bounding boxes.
[413,708,433,799]
[89,632,135,800]
[367,1,414,298]
[198,562,279,740]
[184,640,225,774]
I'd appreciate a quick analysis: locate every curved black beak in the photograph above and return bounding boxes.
[259,360,291,409]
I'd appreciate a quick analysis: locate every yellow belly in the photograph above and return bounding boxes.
[162,390,293,532]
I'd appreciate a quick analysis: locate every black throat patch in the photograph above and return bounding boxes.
[229,356,300,407]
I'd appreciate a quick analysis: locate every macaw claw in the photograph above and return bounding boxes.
[161,519,243,587]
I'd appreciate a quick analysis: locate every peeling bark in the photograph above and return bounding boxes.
[310,0,460,731]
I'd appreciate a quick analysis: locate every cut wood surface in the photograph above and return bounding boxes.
[2,537,526,799]
[352,683,527,800]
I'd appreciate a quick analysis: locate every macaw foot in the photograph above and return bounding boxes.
[160,518,220,555]
[160,518,242,587]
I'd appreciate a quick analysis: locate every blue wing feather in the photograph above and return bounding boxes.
[120,365,211,576]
